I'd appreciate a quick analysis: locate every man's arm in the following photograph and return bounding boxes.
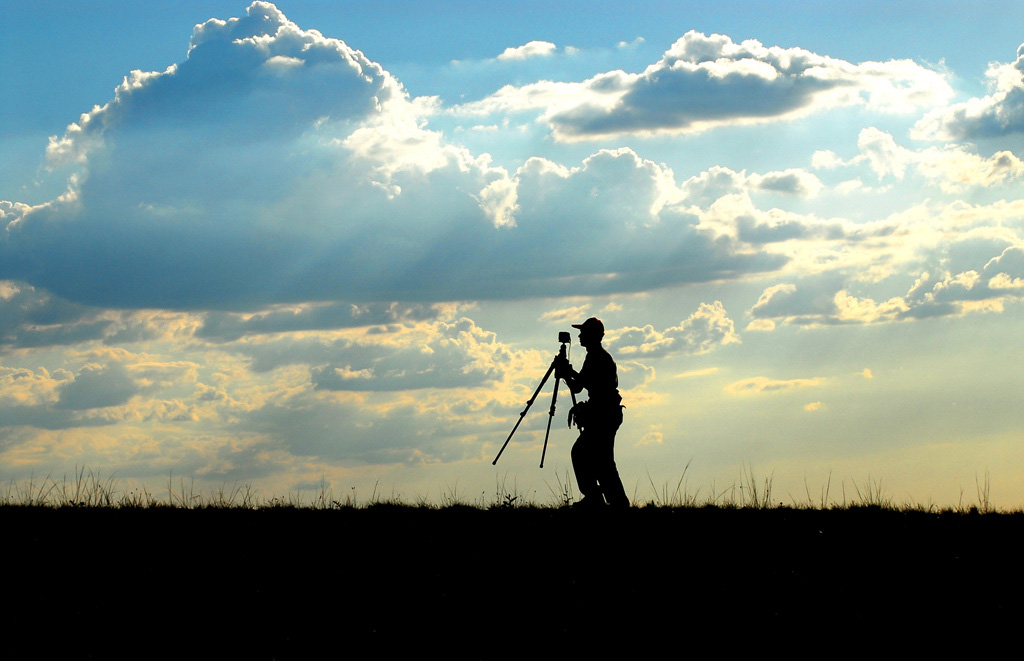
[555,356,584,395]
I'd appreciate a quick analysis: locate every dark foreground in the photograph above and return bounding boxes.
[5,504,1023,659]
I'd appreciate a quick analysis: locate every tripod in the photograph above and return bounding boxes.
[492,340,577,468]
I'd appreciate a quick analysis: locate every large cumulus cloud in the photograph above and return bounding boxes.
[1,5,804,311]
[1,3,509,309]
[456,30,952,140]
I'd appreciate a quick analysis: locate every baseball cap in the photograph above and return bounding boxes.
[571,317,604,335]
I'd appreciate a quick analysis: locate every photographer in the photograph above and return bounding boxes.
[556,317,629,509]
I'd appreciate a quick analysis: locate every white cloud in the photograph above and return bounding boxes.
[0,365,69,407]
[858,127,914,181]
[608,301,740,357]
[748,169,824,197]
[197,302,453,342]
[675,367,719,379]
[697,192,867,248]
[811,150,844,170]
[679,165,823,206]
[725,376,824,395]
[236,317,520,392]
[833,290,909,324]
[455,30,953,140]
[263,54,304,72]
[538,305,590,325]
[819,127,1024,193]
[834,179,865,195]
[636,427,663,446]
[497,41,557,61]
[746,223,1024,328]
[912,42,1024,140]
[988,273,1024,290]
[916,148,1024,193]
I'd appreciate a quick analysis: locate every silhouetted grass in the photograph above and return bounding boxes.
[3,466,1023,659]
[1,464,1013,513]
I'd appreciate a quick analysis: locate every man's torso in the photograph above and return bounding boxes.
[579,346,620,405]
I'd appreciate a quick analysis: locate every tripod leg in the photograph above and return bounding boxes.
[492,362,556,465]
[539,376,560,468]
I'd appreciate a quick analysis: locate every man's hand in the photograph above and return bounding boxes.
[554,356,572,381]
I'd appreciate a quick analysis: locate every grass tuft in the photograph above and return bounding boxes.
[1,464,1017,513]
[848,474,892,509]
[544,470,576,508]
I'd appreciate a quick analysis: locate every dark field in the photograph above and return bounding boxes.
[5,504,1023,659]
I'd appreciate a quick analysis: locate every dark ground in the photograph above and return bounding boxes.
[4,504,1023,659]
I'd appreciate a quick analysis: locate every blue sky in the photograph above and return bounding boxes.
[3,1,1024,507]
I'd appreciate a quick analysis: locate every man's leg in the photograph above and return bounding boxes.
[599,463,630,508]
[595,432,630,508]
[571,434,602,504]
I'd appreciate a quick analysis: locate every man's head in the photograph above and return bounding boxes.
[572,317,604,347]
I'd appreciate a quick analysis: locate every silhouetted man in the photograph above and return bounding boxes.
[556,317,629,509]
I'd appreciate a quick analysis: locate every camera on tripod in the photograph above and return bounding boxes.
[492,331,577,468]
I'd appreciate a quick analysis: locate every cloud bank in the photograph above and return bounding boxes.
[456,30,952,140]
[3,7,827,311]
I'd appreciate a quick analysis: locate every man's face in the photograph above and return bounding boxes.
[578,330,597,347]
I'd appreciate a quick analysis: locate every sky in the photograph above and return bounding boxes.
[3,0,1024,508]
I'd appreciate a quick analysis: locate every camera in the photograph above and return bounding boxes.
[558,331,571,344]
